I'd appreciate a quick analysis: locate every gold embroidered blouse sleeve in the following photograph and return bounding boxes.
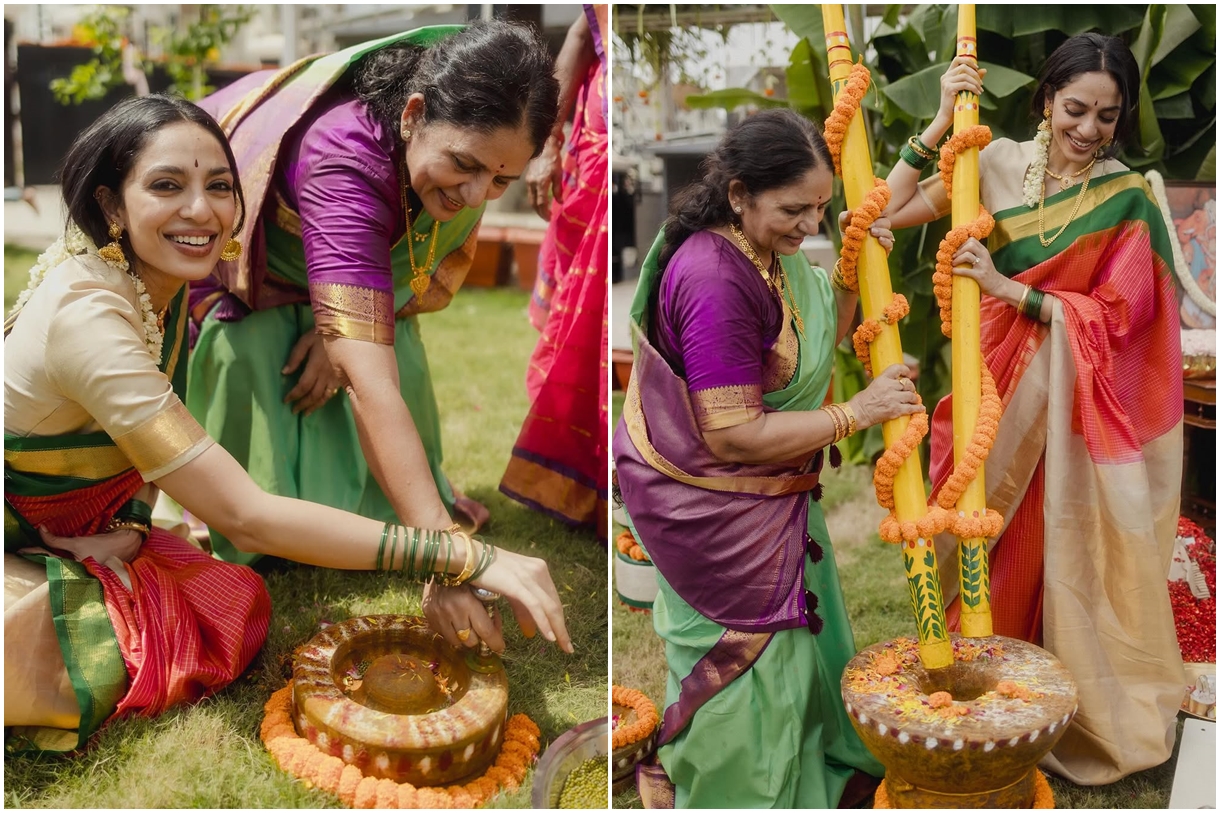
[44,266,212,481]
[309,282,396,344]
[690,384,764,432]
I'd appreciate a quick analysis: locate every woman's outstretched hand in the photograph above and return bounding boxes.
[422,581,506,653]
[848,363,924,429]
[463,545,574,654]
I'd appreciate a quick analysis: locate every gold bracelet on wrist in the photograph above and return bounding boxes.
[838,402,858,437]
[440,530,478,587]
[105,518,150,539]
[830,258,853,293]
[820,404,846,444]
[1016,284,1032,317]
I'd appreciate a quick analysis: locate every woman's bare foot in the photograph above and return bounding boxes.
[451,491,490,534]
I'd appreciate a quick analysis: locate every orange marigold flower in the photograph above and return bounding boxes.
[338,764,364,807]
[354,775,380,809]
[314,756,345,794]
[938,125,992,198]
[927,691,953,708]
[872,651,903,676]
[508,713,541,739]
[447,787,475,808]
[1032,770,1055,808]
[485,765,517,792]
[500,740,534,761]
[374,778,399,809]
[417,787,453,809]
[396,783,419,809]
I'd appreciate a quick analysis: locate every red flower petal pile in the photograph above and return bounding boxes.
[1170,518,1216,664]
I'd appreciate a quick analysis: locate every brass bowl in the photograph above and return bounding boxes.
[292,615,507,787]
[842,635,1077,808]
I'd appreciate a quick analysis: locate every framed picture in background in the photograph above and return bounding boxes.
[1164,180,1216,331]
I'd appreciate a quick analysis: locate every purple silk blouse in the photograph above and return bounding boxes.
[655,231,786,431]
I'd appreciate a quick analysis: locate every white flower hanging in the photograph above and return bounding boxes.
[1022,122,1052,209]
[7,223,165,363]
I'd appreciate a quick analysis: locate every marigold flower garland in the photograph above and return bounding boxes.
[930,123,1006,542]
[260,682,540,808]
[611,685,659,750]
[615,529,649,562]
[824,61,936,545]
[871,770,1054,808]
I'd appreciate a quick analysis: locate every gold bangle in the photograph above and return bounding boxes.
[830,258,850,292]
[821,404,846,443]
[837,402,858,437]
[441,530,478,587]
[1016,284,1032,316]
[105,518,150,539]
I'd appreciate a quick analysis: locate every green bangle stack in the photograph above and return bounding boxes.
[1022,287,1046,320]
[376,523,498,586]
[899,135,937,171]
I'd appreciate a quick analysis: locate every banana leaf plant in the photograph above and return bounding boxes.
[685,3,1216,465]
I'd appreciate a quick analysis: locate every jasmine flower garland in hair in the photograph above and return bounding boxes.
[1022,120,1052,208]
[8,222,165,363]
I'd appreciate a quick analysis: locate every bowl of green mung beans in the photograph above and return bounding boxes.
[530,717,608,809]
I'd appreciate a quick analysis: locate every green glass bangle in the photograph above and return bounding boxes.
[117,499,154,526]
[470,538,496,581]
[376,523,390,572]
[899,143,932,171]
[388,524,399,572]
[1024,287,1045,320]
[907,134,937,159]
[404,526,418,581]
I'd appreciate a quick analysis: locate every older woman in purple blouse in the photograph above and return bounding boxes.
[187,21,563,653]
[613,109,921,808]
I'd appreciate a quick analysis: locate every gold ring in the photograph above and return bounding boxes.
[456,628,472,642]
[325,387,338,399]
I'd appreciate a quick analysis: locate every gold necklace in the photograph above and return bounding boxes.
[728,224,804,337]
[1044,156,1095,189]
[399,153,440,298]
[1037,159,1093,248]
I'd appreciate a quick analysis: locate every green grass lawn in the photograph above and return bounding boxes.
[611,458,1179,809]
[5,244,40,312]
[3,277,608,808]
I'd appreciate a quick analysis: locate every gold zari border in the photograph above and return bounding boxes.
[622,361,820,497]
[691,385,763,432]
[310,283,395,345]
[990,174,1149,252]
[112,401,209,476]
[4,444,132,480]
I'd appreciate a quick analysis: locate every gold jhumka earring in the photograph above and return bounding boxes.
[97,222,126,265]
[220,236,242,262]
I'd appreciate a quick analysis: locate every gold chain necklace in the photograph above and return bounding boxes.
[399,153,440,298]
[1038,159,1094,248]
[729,224,804,337]
[1044,156,1095,189]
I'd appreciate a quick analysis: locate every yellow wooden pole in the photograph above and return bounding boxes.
[950,5,994,637]
[822,5,952,669]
